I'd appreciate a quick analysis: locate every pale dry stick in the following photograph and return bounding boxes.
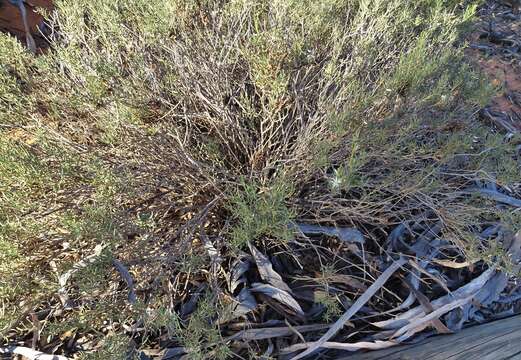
[289,257,408,360]
[282,339,401,354]
[282,296,473,355]
[55,244,105,308]
[227,324,331,342]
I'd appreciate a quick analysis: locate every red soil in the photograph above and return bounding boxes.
[0,0,53,46]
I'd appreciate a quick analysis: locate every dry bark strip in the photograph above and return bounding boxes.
[0,346,69,360]
[112,259,137,304]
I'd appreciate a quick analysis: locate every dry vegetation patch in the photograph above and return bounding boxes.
[1,0,521,359]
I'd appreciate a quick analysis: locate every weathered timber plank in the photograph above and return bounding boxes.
[339,315,521,360]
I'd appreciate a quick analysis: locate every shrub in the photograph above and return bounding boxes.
[2,0,517,358]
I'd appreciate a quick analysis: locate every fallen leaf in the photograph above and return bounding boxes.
[251,283,304,316]
[248,242,292,293]
[229,258,251,293]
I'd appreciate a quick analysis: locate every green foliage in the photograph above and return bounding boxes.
[315,291,343,323]
[153,295,232,360]
[316,265,343,322]
[45,299,133,340]
[79,334,137,360]
[476,133,520,186]
[0,35,33,120]
[74,249,113,295]
[330,131,367,193]
[0,138,49,214]
[229,179,295,250]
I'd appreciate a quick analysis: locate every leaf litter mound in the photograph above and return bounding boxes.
[1,1,521,359]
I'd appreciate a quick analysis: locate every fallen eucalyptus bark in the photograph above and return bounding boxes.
[470,187,521,208]
[372,267,496,330]
[386,223,408,251]
[228,257,251,293]
[227,323,330,342]
[374,231,521,332]
[469,43,496,54]
[218,287,258,324]
[445,271,509,331]
[291,223,365,244]
[281,296,472,356]
[251,283,304,316]
[480,223,501,239]
[112,259,137,304]
[248,242,293,293]
[387,223,442,312]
